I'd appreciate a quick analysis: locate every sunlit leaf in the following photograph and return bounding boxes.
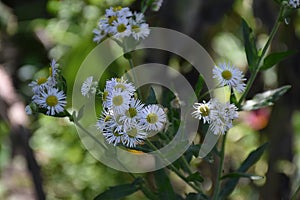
[260,50,297,70]
[154,169,177,199]
[242,19,258,72]
[218,143,268,198]
[242,85,291,111]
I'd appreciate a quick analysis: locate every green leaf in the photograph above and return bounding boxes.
[260,50,297,70]
[195,75,205,100]
[242,85,291,111]
[184,144,201,162]
[218,143,268,198]
[146,86,157,104]
[242,19,259,72]
[94,179,142,200]
[186,193,209,200]
[187,172,204,183]
[221,172,263,180]
[154,169,177,199]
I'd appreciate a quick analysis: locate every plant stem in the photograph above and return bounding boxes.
[126,54,142,99]
[145,139,203,193]
[212,133,227,200]
[237,5,284,107]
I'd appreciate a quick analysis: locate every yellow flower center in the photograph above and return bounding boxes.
[37,77,47,85]
[112,95,123,106]
[114,84,126,91]
[127,128,138,138]
[113,6,122,12]
[199,105,210,116]
[221,70,232,80]
[46,95,58,106]
[104,115,112,122]
[126,107,137,118]
[146,113,158,124]
[108,16,117,25]
[113,130,122,137]
[132,25,140,33]
[117,24,126,33]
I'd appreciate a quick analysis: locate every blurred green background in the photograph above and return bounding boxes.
[0,0,299,199]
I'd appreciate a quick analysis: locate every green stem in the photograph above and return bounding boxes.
[212,133,227,200]
[126,54,142,99]
[237,5,284,107]
[145,139,203,193]
[291,184,300,200]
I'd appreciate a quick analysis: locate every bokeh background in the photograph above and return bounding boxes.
[0,0,299,199]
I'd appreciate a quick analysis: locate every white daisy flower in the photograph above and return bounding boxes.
[47,59,59,86]
[25,105,32,115]
[81,76,98,98]
[289,0,300,8]
[93,28,107,43]
[152,0,163,11]
[191,100,212,124]
[212,63,246,93]
[34,87,67,116]
[102,126,124,146]
[29,77,48,94]
[120,98,145,129]
[111,17,132,39]
[105,88,131,114]
[102,90,110,109]
[131,23,150,41]
[139,104,167,131]
[122,123,147,148]
[209,98,238,135]
[105,77,136,95]
[96,109,114,131]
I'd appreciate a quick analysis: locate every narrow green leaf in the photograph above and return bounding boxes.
[242,85,291,111]
[261,50,297,70]
[154,169,177,200]
[242,19,258,72]
[184,144,201,162]
[218,143,268,198]
[146,87,157,104]
[94,179,142,200]
[76,105,85,121]
[221,172,263,180]
[195,75,205,99]
[187,172,204,183]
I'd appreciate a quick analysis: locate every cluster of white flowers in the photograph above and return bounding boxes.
[26,60,67,116]
[192,62,244,135]
[289,0,300,8]
[213,63,246,93]
[93,7,150,43]
[81,77,167,148]
[192,99,238,135]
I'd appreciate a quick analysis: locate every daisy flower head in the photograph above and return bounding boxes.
[289,0,300,8]
[192,100,212,124]
[139,104,167,132]
[34,87,67,116]
[111,17,132,39]
[105,88,131,114]
[212,63,246,93]
[130,13,150,41]
[102,125,124,146]
[93,28,107,43]
[29,77,49,94]
[122,122,147,148]
[96,109,114,131]
[120,98,145,129]
[81,76,98,98]
[208,98,238,135]
[105,77,136,96]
